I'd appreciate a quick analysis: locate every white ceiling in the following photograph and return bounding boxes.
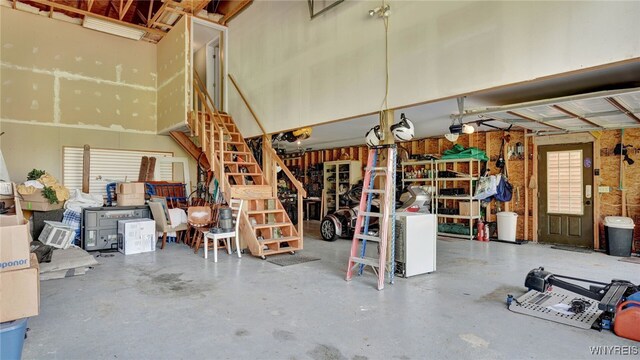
[282,60,640,151]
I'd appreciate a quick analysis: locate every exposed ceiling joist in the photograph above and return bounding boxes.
[120,0,134,20]
[27,0,166,36]
[219,0,251,25]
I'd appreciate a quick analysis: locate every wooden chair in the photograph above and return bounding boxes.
[187,206,213,252]
[203,199,243,262]
[149,202,188,249]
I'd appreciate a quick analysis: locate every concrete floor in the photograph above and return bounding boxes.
[24,221,639,359]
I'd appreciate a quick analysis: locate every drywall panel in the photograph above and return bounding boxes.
[59,78,156,132]
[0,8,156,87]
[0,122,197,190]
[157,16,188,133]
[0,67,54,122]
[0,8,157,132]
[228,1,640,137]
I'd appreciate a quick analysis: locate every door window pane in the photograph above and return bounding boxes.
[547,150,583,215]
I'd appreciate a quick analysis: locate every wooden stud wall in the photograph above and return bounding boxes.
[278,128,640,248]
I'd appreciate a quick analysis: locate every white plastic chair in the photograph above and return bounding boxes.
[204,199,243,262]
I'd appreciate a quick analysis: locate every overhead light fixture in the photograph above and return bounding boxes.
[445,133,459,142]
[369,4,390,17]
[461,124,475,134]
[83,17,146,41]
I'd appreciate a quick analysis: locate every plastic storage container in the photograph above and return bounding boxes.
[0,318,28,360]
[497,212,518,242]
[603,216,634,257]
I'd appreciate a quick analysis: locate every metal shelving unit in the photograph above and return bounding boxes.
[400,159,436,212]
[434,158,482,240]
[322,160,362,216]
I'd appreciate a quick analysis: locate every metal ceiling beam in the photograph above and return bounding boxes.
[605,97,640,124]
[506,111,567,131]
[551,105,604,129]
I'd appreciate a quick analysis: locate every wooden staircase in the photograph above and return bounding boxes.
[170,73,305,259]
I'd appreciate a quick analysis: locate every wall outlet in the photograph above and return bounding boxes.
[598,186,610,193]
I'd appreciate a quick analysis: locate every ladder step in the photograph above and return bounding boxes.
[354,234,381,242]
[365,167,388,172]
[359,212,382,217]
[350,256,380,267]
[227,172,261,176]
[363,189,385,194]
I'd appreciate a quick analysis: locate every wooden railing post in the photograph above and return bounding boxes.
[218,128,225,195]
[297,192,303,239]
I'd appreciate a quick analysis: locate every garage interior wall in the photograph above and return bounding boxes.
[227,1,640,137]
[0,8,195,187]
[286,128,640,250]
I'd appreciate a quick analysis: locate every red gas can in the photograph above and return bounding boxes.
[614,300,640,342]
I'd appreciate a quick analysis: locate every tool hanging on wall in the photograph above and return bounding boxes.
[346,145,397,290]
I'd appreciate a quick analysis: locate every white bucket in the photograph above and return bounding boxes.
[497,212,518,242]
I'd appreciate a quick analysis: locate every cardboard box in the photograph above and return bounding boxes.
[0,196,30,273]
[117,193,146,206]
[0,253,40,322]
[116,182,145,194]
[459,200,480,217]
[19,190,64,211]
[117,219,156,255]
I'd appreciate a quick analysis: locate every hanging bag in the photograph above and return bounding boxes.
[494,167,513,202]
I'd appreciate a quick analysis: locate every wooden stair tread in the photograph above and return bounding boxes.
[227,172,261,176]
[247,209,284,214]
[259,236,299,245]
[252,222,291,229]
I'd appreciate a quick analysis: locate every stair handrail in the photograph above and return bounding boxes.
[228,73,305,194]
[229,74,306,239]
[228,74,267,136]
[192,78,227,198]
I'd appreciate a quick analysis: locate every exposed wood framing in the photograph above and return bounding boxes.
[136,8,147,23]
[524,130,529,241]
[551,105,603,129]
[147,0,154,25]
[593,137,601,249]
[220,0,251,25]
[605,97,640,124]
[28,0,166,36]
[532,140,538,242]
[148,0,169,27]
[119,0,134,20]
[110,1,120,17]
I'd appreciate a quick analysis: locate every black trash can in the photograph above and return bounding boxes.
[603,216,634,257]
